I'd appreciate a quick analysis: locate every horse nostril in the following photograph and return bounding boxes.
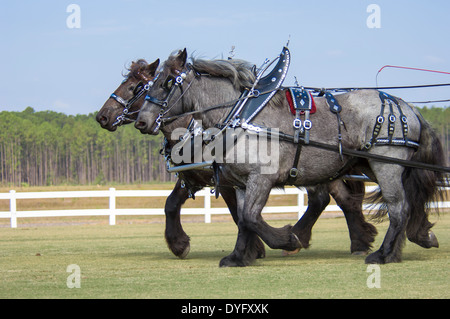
[97,114,108,126]
[135,120,147,130]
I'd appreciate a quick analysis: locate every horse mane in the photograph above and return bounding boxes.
[123,59,152,81]
[162,51,256,90]
[266,90,286,110]
[191,58,256,90]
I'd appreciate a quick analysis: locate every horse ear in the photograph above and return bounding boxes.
[176,48,187,68]
[146,58,159,76]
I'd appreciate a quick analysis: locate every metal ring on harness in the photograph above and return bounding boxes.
[303,120,312,130]
[176,73,187,84]
[377,115,384,124]
[289,168,298,178]
[248,89,260,98]
[154,113,163,132]
[401,115,408,124]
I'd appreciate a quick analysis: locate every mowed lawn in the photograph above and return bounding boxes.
[0,211,449,299]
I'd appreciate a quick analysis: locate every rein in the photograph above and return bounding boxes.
[241,122,450,174]
[141,59,450,175]
[159,87,287,123]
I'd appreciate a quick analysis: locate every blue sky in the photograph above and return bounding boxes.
[0,0,449,115]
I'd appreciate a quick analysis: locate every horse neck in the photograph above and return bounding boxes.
[188,76,241,129]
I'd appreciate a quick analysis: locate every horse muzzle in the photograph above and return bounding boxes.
[96,112,118,132]
[134,115,161,135]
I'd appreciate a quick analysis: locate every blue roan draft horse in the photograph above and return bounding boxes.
[136,48,446,267]
[96,57,379,260]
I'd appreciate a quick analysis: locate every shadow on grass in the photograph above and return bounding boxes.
[109,245,371,268]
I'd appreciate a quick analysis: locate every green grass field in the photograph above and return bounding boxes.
[0,211,448,299]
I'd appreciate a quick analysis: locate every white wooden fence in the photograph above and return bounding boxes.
[0,186,448,228]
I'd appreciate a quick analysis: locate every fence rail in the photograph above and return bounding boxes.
[1,187,449,228]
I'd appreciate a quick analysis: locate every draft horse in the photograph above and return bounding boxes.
[97,56,377,258]
[136,49,444,266]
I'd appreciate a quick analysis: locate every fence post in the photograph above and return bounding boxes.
[204,187,211,223]
[297,189,305,220]
[10,190,17,228]
[109,188,116,225]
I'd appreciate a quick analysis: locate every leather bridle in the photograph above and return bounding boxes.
[110,78,154,127]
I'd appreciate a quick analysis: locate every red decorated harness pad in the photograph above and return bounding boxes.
[286,88,316,115]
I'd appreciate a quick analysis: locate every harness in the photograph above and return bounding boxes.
[160,119,207,198]
[285,87,315,180]
[239,47,290,124]
[144,64,200,132]
[110,79,154,126]
[324,91,345,161]
[365,91,419,149]
[144,46,424,188]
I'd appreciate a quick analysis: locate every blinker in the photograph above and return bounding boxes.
[133,82,144,95]
[164,76,175,91]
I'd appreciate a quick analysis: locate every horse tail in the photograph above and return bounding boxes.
[402,109,447,246]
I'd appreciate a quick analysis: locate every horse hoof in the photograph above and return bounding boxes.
[365,251,385,264]
[288,233,302,250]
[408,230,440,249]
[351,250,369,256]
[178,244,190,259]
[219,254,250,267]
[282,248,301,256]
[350,240,373,255]
[429,231,439,248]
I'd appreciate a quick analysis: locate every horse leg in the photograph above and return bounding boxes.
[329,180,378,255]
[406,214,439,248]
[290,185,331,251]
[365,162,409,264]
[220,188,263,267]
[219,186,266,259]
[221,174,301,267]
[164,179,191,259]
[289,181,377,256]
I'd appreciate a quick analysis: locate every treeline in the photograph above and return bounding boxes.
[0,107,172,187]
[419,106,449,164]
[0,105,448,187]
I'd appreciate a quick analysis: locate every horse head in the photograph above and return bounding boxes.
[135,49,189,135]
[96,58,159,131]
